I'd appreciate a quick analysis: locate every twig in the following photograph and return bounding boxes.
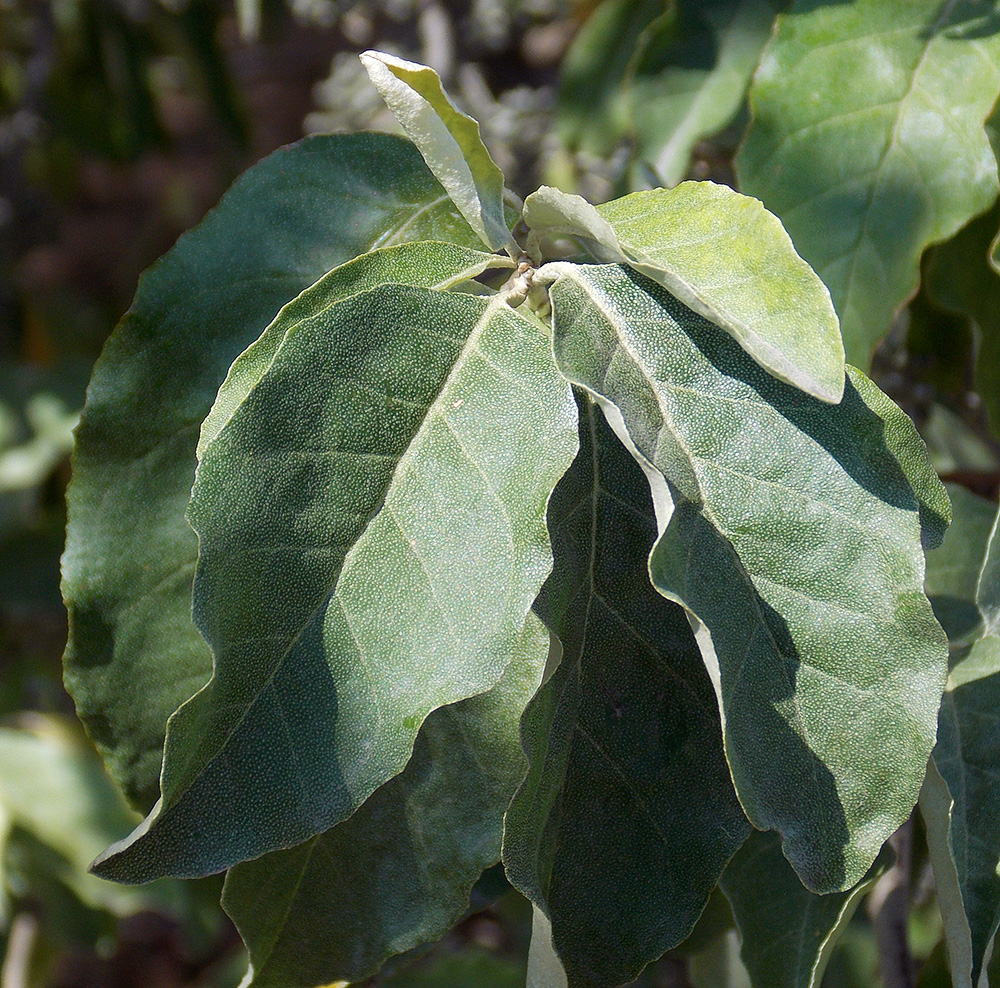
[1,913,38,988]
[868,817,915,988]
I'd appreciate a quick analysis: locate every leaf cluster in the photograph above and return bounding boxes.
[56,9,1000,988]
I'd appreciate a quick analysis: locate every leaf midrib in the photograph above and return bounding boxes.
[176,293,510,811]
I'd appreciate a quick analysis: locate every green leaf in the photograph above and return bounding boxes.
[924,484,995,647]
[738,0,1000,367]
[198,241,512,456]
[0,716,181,920]
[522,183,845,403]
[628,0,777,188]
[91,286,577,883]
[223,615,547,988]
[522,187,624,264]
[360,51,515,254]
[720,830,891,988]
[927,205,1000,440]
[556,0,665,158]
[502,396,750,988]
[543,261,948,892]
[596,185,845,403]
[922,500,1000,988]
[689,930,752,988]
[62,134,484,811]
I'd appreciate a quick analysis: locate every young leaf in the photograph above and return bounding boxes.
[720,830,891,988]
[91,286,577,882]
[596,185,845,403]
[360,51,516,254]
[61,134,485,811]
[521,187,624,264]
[739,0,1000,367]
[921,498,1000,988]
[198,241,512,456]
[223,615,548,988]
[628,0,777,188]
[522,183,845,403]
[502,396,750,988]
[543,261,948,893]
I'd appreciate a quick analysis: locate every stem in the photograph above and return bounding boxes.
[1,913,38,988]
[868,818,914,988]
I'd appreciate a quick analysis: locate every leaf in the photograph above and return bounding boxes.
[91,286,577,883]
[0,716,182,920]
[522,187,624,264]
[360,51,515,254]
[720,830,891,988]
[924,484,995,647]
[927,205,1000,439]
[198,241,512,456]
[61,134,484,811]
[628,0,777,188]
[223,615,547,988]
[738,0,1000,367]
[555,0,665,158]
[596,185,845,403]
[543,261,948,892]
[523,182,845,403]
[502,395,750,988]
[689,931,751,988]
[922,500,1000,988]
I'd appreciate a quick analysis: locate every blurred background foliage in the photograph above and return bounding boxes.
[0,0,997,985]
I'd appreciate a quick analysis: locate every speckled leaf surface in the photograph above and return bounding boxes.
[720,830,890,988]
[223,616,547,988]
[91,286,577,882]
[596,185,845,403]
[921,496,1000,988]
[543,261,948,893]
[198,241,512,455]
[738,0,1000,366]
[61,134,484,812]
[502,396,749,988]
[361,51,514,253]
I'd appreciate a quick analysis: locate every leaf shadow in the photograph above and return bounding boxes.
[650,500,850,893]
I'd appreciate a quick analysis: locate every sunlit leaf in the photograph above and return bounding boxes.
[543,260,947,892]
[92,287,576,882]
[62,134,484,811]
[198,241,512,456]
[739,0,1000,366]
[361,51,515,253]
[597,184,845,402]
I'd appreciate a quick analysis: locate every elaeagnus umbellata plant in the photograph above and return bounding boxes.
[59,19,1000,988]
